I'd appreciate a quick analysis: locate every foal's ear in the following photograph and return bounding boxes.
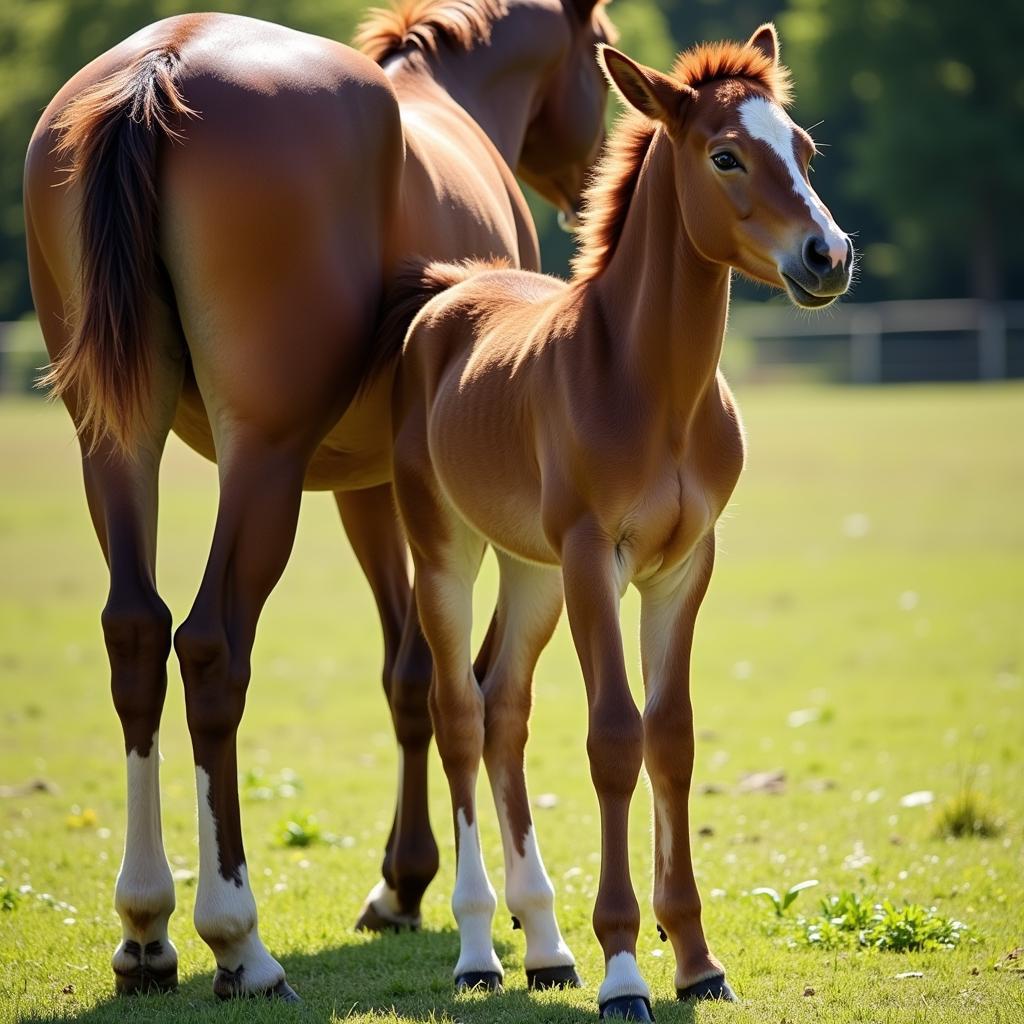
[598,46,695,125]
[747,23,780,65]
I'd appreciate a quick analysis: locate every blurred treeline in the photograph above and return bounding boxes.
[1,0,1022,322]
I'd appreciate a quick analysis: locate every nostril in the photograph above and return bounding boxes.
[802,236,831,276]
[843,237,854,269]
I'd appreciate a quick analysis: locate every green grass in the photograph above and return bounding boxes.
[1,385,1023,1024]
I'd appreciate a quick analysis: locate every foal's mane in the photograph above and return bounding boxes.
[572,39,793,281]
[356,0,508,64]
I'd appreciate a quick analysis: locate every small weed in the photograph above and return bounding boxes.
[243,767,304,801]
[276,811,321,848]
[1,886,19,912]
[933,788,1004,839]
[752,879,819,916]
[795,890,971,952]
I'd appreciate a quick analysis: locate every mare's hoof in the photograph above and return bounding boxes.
[213,970,301,1003]
[355,901,421,933]
[677,974,737,1003]
[113,964,178,995]
[599,995,654,1021]
[527,964,583,990]
[456,970,503,992]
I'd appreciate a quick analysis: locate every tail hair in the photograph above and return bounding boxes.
[39,45,196,456]
[360,256,508,390]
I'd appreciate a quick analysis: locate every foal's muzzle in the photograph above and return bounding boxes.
[780,235,854,309]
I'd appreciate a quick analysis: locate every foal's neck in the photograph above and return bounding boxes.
[592,128,731,425]
[383,5,565,169]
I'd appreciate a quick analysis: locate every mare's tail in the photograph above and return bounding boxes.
[360,257,509,390]
[39,45,195,455]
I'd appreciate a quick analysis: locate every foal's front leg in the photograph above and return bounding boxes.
[638,536,736,1003]
[561,526,651,1021]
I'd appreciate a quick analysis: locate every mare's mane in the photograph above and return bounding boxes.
[572,39,793,281]
[356,0,509,64]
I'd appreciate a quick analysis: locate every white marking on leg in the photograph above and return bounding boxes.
[112,733,177,977]
[500,820,575,969]
[359,751,422,927]
[194,767,283,991]
[739,96,848,267]
[452,807,501,978]
[598,950,650,1003]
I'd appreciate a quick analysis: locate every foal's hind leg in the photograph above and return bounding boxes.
[393,432,502,986]
[175,431,316,1002]
[335,484,439,930]
[639,537,736,1003]
[483,554,579,989]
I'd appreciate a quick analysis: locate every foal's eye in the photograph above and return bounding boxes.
[711,152,741,172]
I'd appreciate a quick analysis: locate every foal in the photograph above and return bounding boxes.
[389,26,852,1018]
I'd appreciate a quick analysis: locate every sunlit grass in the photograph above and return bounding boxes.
[1,385,1022,1023]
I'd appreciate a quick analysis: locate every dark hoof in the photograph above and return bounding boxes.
[355,901,421,933]
[213,970,301,1002]
[599,995,654,1021]
[527,964,583,990]
[113,964,178,995]
[456,970,503,992]
[677,974,738,1003]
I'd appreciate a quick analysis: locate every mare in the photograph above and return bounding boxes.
[23,0,612,1001]
[386,24,852,1018]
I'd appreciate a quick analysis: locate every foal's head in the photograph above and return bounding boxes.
[517,0,615,226]
[599,26,852,308]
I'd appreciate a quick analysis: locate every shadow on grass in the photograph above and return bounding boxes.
[13,927,699,1023]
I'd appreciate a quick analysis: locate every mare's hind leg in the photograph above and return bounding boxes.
[335,484,439,930]
[89,449,181,996]
[483,554,579,989]
[174,429,318,1002]
[639,537,736,1003]
[37,282,183,993]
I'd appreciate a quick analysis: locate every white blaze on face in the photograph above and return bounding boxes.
[738,96,848,268]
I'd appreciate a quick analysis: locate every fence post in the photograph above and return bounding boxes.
[850,308,883,384]
[0,322,8,395]
[979,304,1007,381]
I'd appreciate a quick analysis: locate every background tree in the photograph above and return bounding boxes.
[2,0,1022,321]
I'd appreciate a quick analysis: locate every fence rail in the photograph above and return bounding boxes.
[727,298,1024,383]
[3,299,1024,391]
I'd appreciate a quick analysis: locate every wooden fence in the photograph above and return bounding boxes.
[3,299,1023,391]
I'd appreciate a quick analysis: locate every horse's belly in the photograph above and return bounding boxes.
[172,370,395,493]
[428,388,556,564]
[439,465,556,564]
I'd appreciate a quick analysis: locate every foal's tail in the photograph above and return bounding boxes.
[360,256,510,391]
[39,45,196,456]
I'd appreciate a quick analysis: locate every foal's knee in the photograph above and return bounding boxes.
[102,598,172,745]
[643,701,695,786]
[587,698,644,796]
[175,622,248,738]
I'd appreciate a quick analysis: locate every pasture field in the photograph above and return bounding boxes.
[1,385,1022,1024]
